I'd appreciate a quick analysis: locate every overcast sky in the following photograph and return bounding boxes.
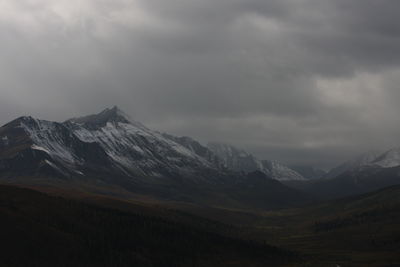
[1,0,400,168]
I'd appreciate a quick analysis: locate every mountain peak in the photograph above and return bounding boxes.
[108,105,124,114]
[1,115,40,129]
[99,106,130,121]
[66,106,131,126]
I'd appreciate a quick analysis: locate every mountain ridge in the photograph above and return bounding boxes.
[0,107,313,209]
[207,142,306,181]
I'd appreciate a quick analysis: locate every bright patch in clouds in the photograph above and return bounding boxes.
[0,0,162,37]
[315,72,384,108]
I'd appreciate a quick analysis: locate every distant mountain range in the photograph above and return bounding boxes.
[325,151,384,178]
[1,106,400,206]
[207,143,306,181]
[292,149,400,198]
[1,107,399,267]
[0,106,307,182]
[326,149,400,178]
[0,107,311,209]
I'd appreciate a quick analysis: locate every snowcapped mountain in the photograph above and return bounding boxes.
[1,109,306,182]
[261,160,306,181]
[0,107,223,181]
[207,143,306,181]
[0,106,312,209]
[326,149,400,179]
[0,115,112,177]
[300,149,400,199]
[325,151,382,178]
[64,107,220,179]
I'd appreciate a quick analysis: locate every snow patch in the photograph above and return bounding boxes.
[31,145,50,154]
[20,119,78,165]
[208,143,306,181]
[66,120,214,175]
[44,160,67,176]
[373,148,400,168]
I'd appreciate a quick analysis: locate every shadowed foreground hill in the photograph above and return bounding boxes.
[0,185,295,267]
[245,185,400,266]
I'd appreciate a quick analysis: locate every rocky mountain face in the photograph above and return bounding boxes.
[0,107,312,209]
[0,116,111,178]
[0,107,311,183]
[3,106,400,204]
[0,107,221,182]
[261,160,306,181]
[64,107,223,181]
[207,143,306,181]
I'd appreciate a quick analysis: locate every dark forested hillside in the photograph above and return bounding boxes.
[0,185,295,267]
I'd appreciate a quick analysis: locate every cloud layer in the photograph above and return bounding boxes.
[1,0,400,168]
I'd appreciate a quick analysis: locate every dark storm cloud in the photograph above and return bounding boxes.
[1,0,400,168]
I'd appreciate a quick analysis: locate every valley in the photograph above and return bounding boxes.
[1,182,399,266]
[1,107,400,266]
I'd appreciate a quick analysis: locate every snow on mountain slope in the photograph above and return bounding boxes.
[0,107,305,182]
[0,107,223,180]
[324,148,400,179]
[261,160,306,181]
[325,151,383,178]
[207,143,306,181]
[0,109,314,209]
[207,143,263,173]
[161,134,223,168]
[372,148,400,168]
[64,107,218,177]
[20,117,79,165]
[0,115,115,176]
